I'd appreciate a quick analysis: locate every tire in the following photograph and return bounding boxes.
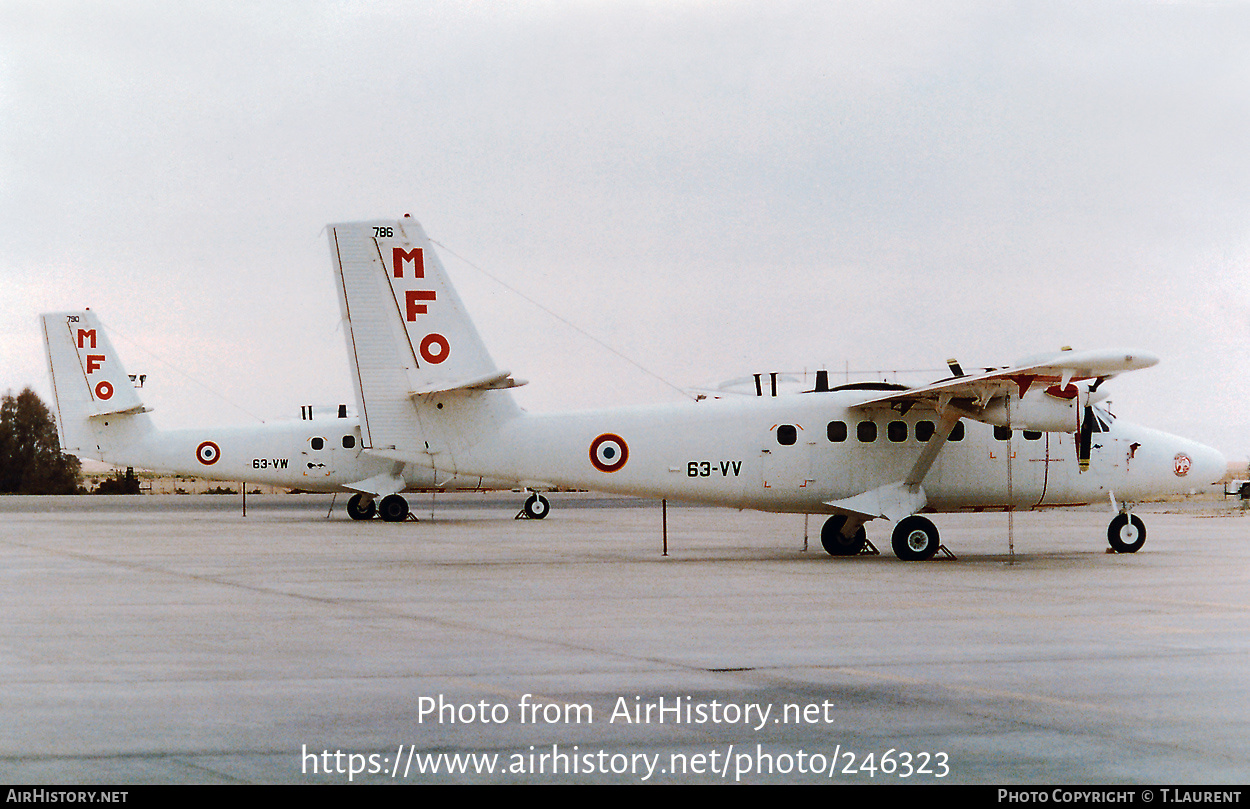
[347,493,376,520]
[1107,513,1146,553]
[379,494,409,523]
[820,515,866,556]
[891,515,940,561]
[523,494,550,520]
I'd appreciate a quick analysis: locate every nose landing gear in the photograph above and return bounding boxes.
[1107,512,1146,553]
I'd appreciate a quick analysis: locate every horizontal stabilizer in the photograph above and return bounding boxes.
[826,481,927,522]
[87,404,151,419]
[409,370,527,397]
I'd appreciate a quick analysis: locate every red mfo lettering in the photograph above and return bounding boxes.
[393,247,424,278]
[77,329,97,348]
[406,290,436,321]
[86,354,105,373]
[94,381,113,400]
[420,333,450,364]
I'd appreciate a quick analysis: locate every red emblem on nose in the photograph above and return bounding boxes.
[1174,453,1191,477]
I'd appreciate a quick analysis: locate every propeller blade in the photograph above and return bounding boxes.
[1078,405,1095,472]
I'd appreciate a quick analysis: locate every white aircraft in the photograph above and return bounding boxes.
[325,215,1226,560]
[39,310,508,519]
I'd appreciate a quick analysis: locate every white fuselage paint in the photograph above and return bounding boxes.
[80,412,489,493]
[392,390,1224,514]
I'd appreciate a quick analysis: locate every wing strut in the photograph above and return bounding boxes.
[905,409,962,487]
[824,410,963,522]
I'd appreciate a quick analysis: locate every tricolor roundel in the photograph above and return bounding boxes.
[589,433,629,473]
[196,441,221,466]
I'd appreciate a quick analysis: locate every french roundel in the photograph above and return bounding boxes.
[196,440,221,466]
[589,433,629,473]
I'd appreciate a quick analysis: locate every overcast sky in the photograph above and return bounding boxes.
[3,1,1248,463]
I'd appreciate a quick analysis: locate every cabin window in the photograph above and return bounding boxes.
[887,421,908,442]
[827,421,847,442]
[342,435,356,449]
[948,422,965,441]
[915,421,935,442]
[310,437,325,451]
[777,424,797,445]
[994,426,1011,441]
[1023,430,1041,441]
[857,421,877,442]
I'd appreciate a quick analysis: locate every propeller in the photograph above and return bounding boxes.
[1076,377,1107,473]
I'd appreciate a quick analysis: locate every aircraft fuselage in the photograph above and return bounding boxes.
[416,390,1223,514]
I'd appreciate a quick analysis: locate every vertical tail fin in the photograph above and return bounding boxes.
[40,311,151,457]
[328,217,521,453]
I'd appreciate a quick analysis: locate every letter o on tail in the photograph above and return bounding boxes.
[420,333,450,364]
[94,381,113,400]
[196,441,221,466]
[589,433,629,473]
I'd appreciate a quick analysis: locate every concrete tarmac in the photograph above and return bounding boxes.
[0,492,1246,784]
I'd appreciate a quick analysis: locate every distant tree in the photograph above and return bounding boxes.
[0,388,82,494]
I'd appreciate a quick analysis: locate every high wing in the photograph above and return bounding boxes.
[822,348,1158,523]
[848,348,1158,428]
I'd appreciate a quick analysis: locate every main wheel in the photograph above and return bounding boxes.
[891,515,940,561]
[1107,513,1146,553]
[347,493,376,520]
[523,494,550,519]
[378,494,409,523]
[820,515,866,556]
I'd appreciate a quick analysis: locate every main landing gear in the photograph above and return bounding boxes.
[890,515,942,561]
[347,492,553,522]
[1107,512,1146,553]
[346,493,376,520]
[820,514,867,556]
[819,514,945,561]
[346,493,410,522]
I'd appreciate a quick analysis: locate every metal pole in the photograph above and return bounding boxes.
[662,499,668,557]
[1006,396,1015,564]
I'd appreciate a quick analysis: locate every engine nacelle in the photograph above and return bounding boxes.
[975,386,1091,432]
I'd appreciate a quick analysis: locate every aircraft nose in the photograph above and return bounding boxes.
[1190,442,1227,486]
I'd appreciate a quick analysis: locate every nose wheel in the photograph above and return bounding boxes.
[518,493,551,520]
[1107,513,1146,553]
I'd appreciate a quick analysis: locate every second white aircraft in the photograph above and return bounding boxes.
[325,216,1226,560]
